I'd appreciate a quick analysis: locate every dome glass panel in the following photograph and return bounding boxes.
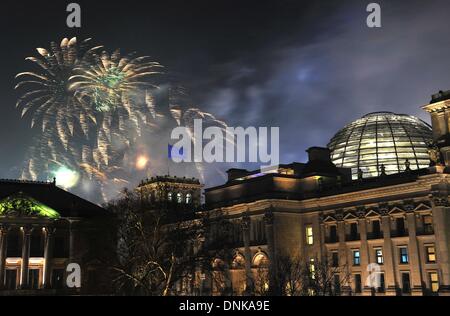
[327,112,432,179]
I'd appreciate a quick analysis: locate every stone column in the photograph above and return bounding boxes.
[69,221,78,262]
[430,182,450,295]
[43,227,55,289]
[357,210,371,296]
[336,214,351,295]
[20,226,32,289]
[264,208,276,294]
[381,211,396,295]
[241,214,253,294]
[0,225,8,290]
[405,210,423,295]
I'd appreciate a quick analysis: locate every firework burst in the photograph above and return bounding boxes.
[16,37,229,202]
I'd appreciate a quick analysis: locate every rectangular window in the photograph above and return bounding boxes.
[399,247,409,264]
[401,273,411,294]
[354,274,362,294]
[429,272,439,293]
[5,269,17,290]
[51,269,65,289]
[309,258,316,279]
[372,220,381,238]
[350,222,358,240]
[377,273,385,293]
[396,218,406,235]
[375,248,384,265]
[329,225,338,242]
[426,245,436,263]
[423,215,433,234]
[333,274,341,295]
[29,269,40,290]
[332,252,339,267]
[306,225,314,245]
[353,250,361,266]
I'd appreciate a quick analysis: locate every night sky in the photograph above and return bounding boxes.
[1,0,450,194]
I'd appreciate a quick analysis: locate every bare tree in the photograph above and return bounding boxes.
[251,254,351,296]
[106,188,207,296]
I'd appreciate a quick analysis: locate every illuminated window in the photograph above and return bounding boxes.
[375,248,384,265]
[399,247,409,264]
[426,245,436,263]
[167,192,173,201]
[353,250,361,266]
[429,272,439,293]
[309,258,316,279]
[185,193,192,204]
[306,225,314,245]
[176,192,183,203]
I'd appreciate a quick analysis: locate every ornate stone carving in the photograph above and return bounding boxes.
[335,210,344,221]
[241,216,250,230]
[403,200,415,213]
[356,207,366,219]
[263,208,274,225]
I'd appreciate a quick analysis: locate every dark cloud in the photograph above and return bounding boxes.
[1,0,450,194]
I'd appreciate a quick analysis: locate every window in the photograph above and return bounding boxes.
[176,192,183,204]
[354,274,362,294]
[309,258,315,279]
[54,236,69,258]
[399,247,409,264]
[167,192,173,201]
[5,269,17,290]
[375,248,384,265]
[377,273,386,293]
[350,222,358,239]
[29,269,40,290]
[185,193,192,204]
[333,274,341,295]
[6,230,21,257]
[329,225,338,242]
[429,272,439,293]
[331,252,339,267]
[372,220,381,236]
[30,230,44,257]
[396,217,406,235]
[353,250,361,266]
[426,245,436,263]
[423,215,433,234]
[306,225,314,245]
[52,269,65,289]
[401,273,411,294]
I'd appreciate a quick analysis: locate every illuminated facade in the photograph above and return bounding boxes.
[0,179,114,295]
[137,175,202,207]
[200,94,450,296]
[328,112,432,180]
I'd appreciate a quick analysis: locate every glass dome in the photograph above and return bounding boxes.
[327,112,432,180]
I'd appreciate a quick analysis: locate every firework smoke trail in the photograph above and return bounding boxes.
[16,38,230,202]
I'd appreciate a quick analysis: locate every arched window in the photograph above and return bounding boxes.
[167,192,173,202]
[232,254,245,269]
[176,192,183,204]
[253,252,269,267]
[185,193,192,204]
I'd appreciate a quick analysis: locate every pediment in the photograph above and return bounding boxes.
[365,209,380,217]
[389,207,404,215]
[0,192,60,219]
[414,203,432,212]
